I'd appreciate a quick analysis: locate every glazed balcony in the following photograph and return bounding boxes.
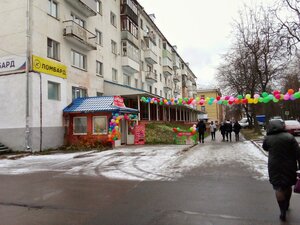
[144,48,157,65]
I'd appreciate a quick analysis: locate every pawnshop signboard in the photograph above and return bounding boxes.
[0,55,26,75]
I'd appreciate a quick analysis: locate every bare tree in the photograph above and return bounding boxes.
[274,0,300,54]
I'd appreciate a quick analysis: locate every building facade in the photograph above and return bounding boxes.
[196,89,223,123]
[0,0,198,151]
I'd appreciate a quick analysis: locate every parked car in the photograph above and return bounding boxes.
[239,118,249,128]
[284,120,300,136]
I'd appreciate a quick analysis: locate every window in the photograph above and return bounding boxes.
[93,116,107,134]
[124,75,131,86]
[71,13,84,27]
[48,0,58,18]
[96,92,103,96]
[140,19,143,28]
[160,73,162,82]
[112,68,118,81]
[110,12,116,27]
[95,30,102,45]
[135,79,138,88]
[48,81,60,100]
[47,38,60,60]
[121,41,139,62]
[141,82,144,90]
[155,88,157,95]
[111,40,117,54]
[73,117,87,134]
[71,50,86,70]
[149,85,152,93]
[160,90,162,96]
[201,106,206,112]
[159,57,161,65]
[96,61,103,76]
[121,17,138,38]
[96,0,102,15]
[72,87,87,100]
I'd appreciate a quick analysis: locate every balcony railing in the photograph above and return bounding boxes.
[63,20,96,50]
[145,71,157,83]
[173,75,180,83]
[144,48,157,65]
[65,0,97,17]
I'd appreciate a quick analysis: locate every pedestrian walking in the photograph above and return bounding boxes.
[233,120,242,141]
[219,122,226,141]
[209,121,217,141]
[262,119,300,222]
[196,120,206,144]
[224,120,232,142]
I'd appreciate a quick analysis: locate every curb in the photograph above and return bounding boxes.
[250,140,268,157]
[181,143,198,152]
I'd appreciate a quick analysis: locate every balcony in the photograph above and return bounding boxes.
[181,68,188,76]
[144,48,157,65]
[63,20,96,50]
[144,31,156,45]
[173,75,180,83]
[120,0,138,25]
[65,0,97,17]
[121,30,139,48]
[163,81,173,92]
[174,87,181,95]
[173,55,180,69]
[162,57,173,76]
[145,71,157,84]
[122,56,139,75]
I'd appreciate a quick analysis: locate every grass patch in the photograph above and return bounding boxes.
[145,122,199,144]
[241,128,263,140]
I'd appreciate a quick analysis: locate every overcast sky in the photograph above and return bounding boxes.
[137,0,270,89]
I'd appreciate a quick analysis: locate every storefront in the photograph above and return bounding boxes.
[63,96,139,147]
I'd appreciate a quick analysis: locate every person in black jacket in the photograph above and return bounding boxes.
[224,120,232,142]
[196,120,206,144]
[233,121,242,141]
[263,120,300,221]
[219,122,226,141]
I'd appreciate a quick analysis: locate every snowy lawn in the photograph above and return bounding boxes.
[0,142,268,181]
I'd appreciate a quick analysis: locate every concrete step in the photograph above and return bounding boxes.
[0,143,11,154]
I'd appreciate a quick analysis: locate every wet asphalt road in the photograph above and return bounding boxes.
[1,139,300,224]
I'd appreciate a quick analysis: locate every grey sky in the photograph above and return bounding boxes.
[138,0,269,88]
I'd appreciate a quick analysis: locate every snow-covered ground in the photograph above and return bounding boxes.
[0,141,268,181]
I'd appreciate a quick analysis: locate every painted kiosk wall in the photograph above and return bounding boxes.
[63,96,139,147]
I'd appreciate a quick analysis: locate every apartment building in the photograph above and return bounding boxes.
[0,0,198,151]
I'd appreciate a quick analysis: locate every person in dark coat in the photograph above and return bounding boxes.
[263,120,300,221]
[233,121,242,141]
[219,122,226,141]
[196,120,206,143]
[224,120,232,142]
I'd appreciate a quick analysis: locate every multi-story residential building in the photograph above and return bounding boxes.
[0,0,199,151]
[196,89,224,123]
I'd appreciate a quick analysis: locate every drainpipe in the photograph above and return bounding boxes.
[39,72,42,152]
[25,0,31,151]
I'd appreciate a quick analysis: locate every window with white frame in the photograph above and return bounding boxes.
[73,117,87,134]
[71,50,86,70]
[96,61,103,76]
[110,12,116,27]
[149,85,152,93]
[48,0,58,18]
[112,68,118,81]
[160,73,162,82]
[48,81,60,100]
[160,90,162,96]
[93,116,107,134]
[95,30,102,45]
[71,13,85,27]
[135,78,138,88]
[96,0,102,15]
[111,40,117,54]
[155,88,157,95]
[47,38,60,60]
[72,86,87,100]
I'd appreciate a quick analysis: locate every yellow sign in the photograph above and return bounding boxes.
[32,55,67,79]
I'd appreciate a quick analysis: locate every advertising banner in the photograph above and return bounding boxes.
[0,55,26,75]
[32,55,67,79]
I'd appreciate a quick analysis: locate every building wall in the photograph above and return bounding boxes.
[197,90,223,123]
[0,0,199,151]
